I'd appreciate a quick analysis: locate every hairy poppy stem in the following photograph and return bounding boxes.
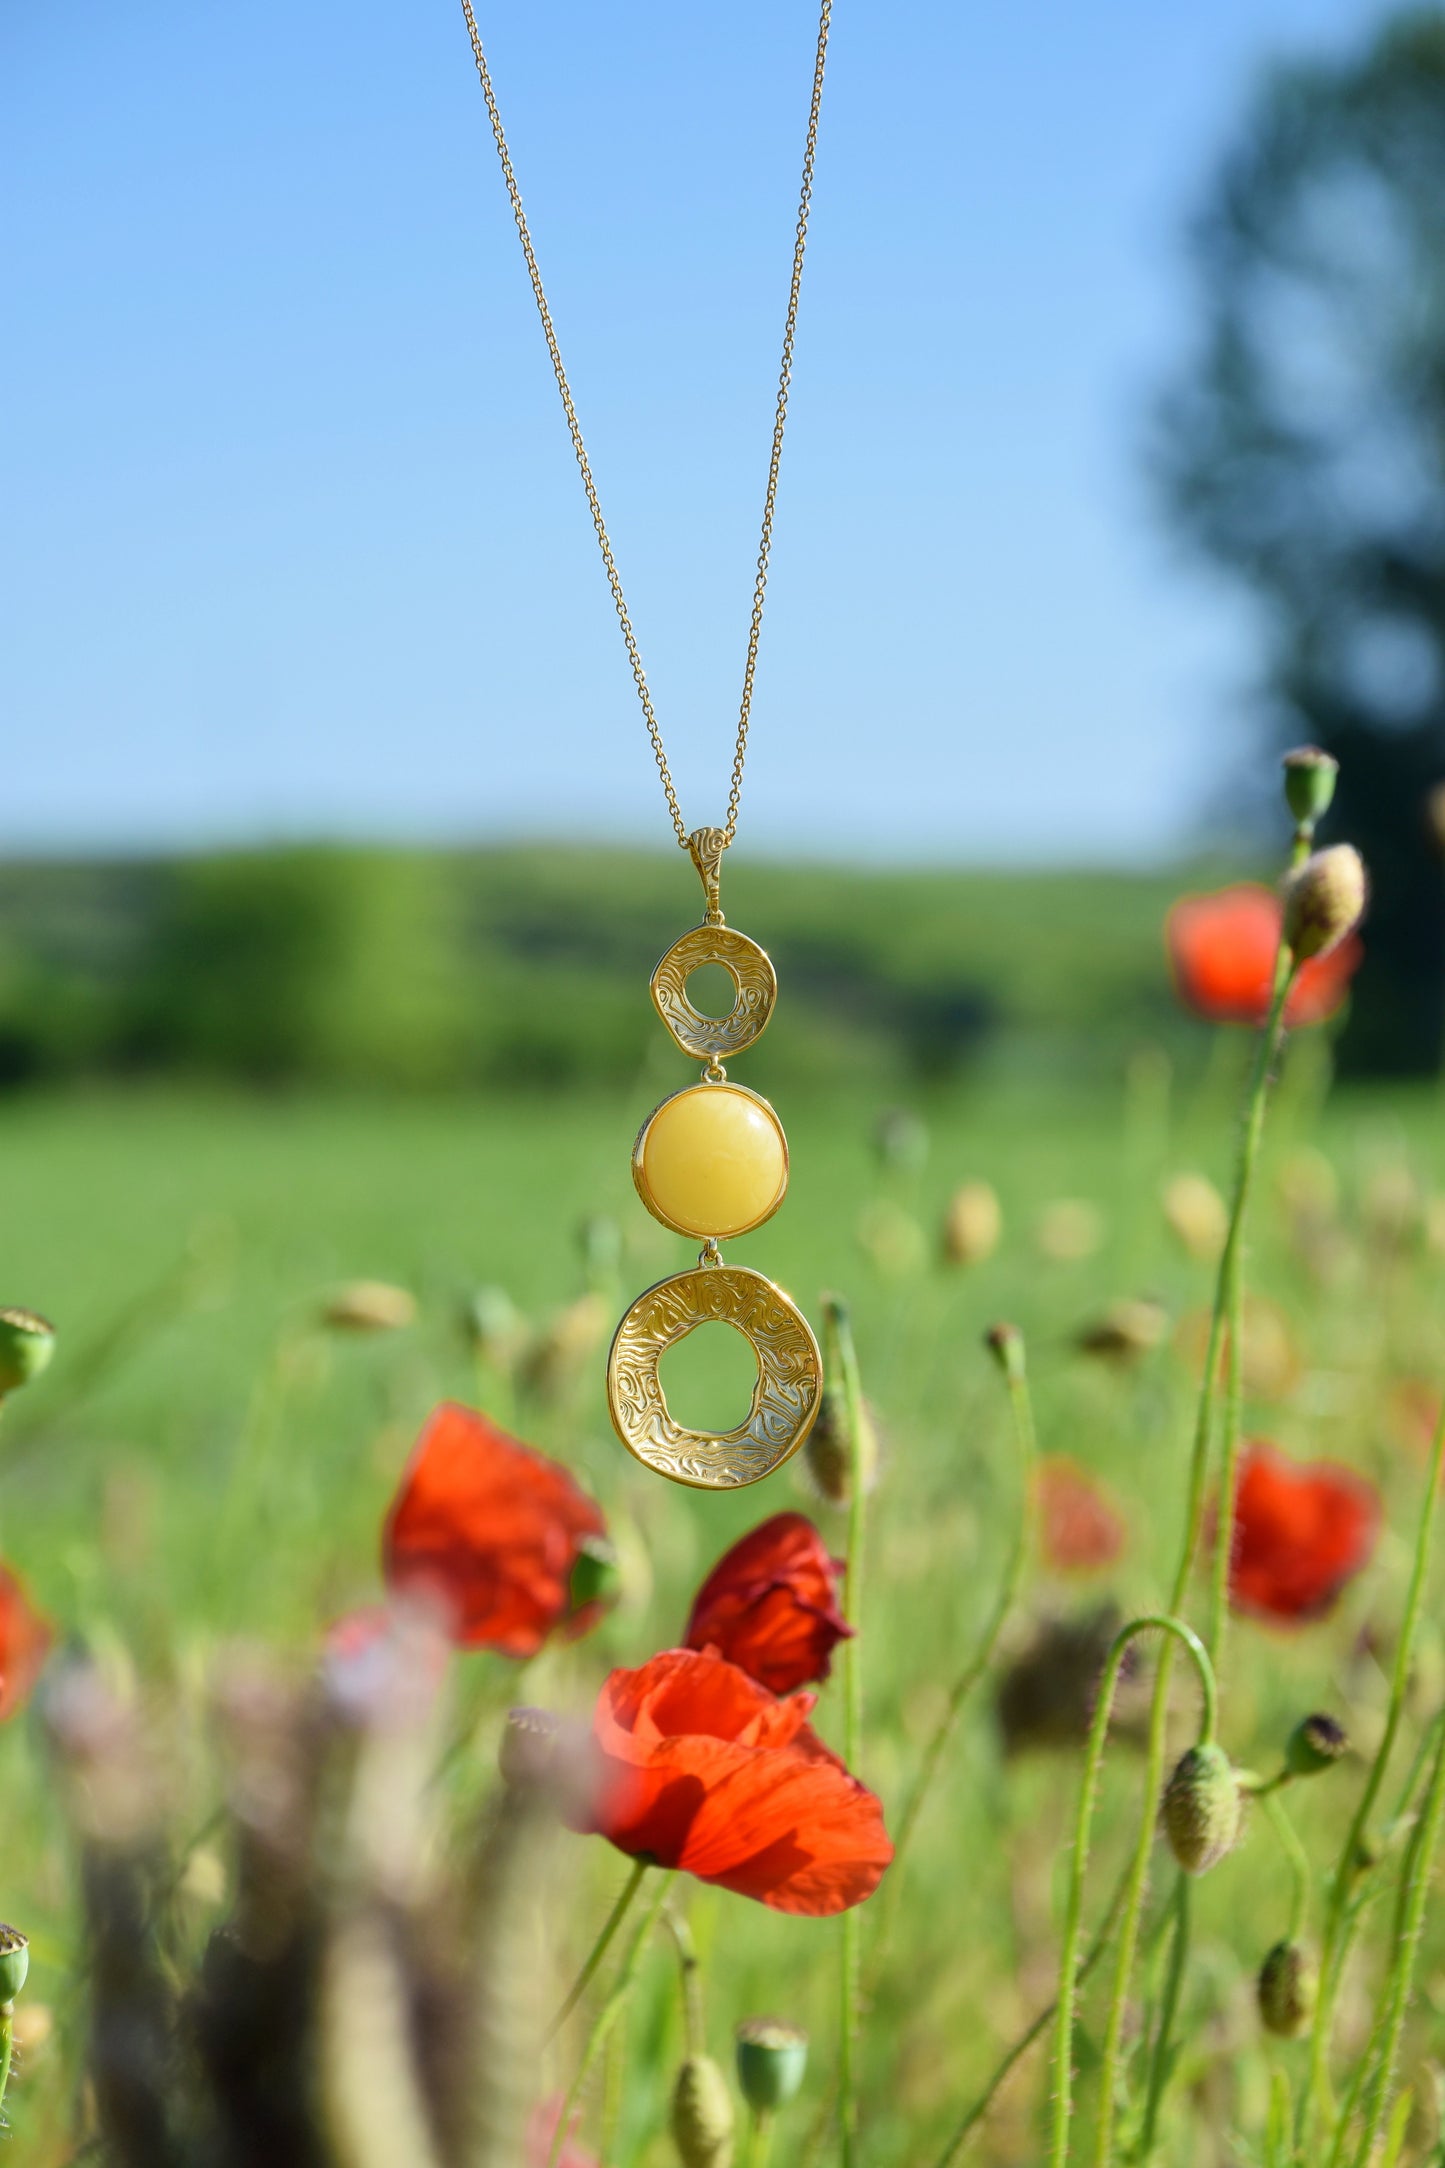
[546,1866,675,2168]
[1094,936,1297,2168]
[546,1856,649,2044]
[1325,1723,1445,2168]
[822,1294,868,2168]
[745,2108,775,2168]
[1259,1788,1311,1945]
[929,1857,1131,2167]
[1137,1875,1190,2161]
[663,1906,706,2059]
[1305,1390,1445,2150]
[1207,953,1299,1664]
[1051,1614,1215,2168]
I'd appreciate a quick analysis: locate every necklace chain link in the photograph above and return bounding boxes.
[457,0,833,851]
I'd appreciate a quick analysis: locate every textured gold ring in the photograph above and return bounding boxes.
[606,1263,822,1490]
[650,924,777,1062]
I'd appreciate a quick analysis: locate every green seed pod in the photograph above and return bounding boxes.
[1257,1939,1317,2038]
[0,1926,28,2007]
[671,2054,735,2168]
[1162,1743,1241,1876]
[0,1310,55,1399]
[1280,846,1368,961]
[568,1535,622,1618]
[1281,745,1339,830]
[735,2018,808,2114]
[1285,1712,1348,1778]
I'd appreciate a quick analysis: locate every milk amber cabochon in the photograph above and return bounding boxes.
[634,1083,788,1241]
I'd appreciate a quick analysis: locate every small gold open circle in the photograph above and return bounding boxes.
[651,924,777,1061]
[607,1264,822,1489]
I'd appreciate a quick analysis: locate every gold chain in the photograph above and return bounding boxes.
[457,1,833,851]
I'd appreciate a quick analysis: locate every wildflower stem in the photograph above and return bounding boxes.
[1347,1722,1445,2166]
[1260,1788,1311,1944]
[931,1855,1131,2166]
[546,1866,675,2168]
[1306,1387,1445,2142]
[1095,951,1295,2166]
[1137,1875,1190,2162]
[546,1856,649,2044]
[888,1332,1036,1878]
[745,2109,775,2168]
[822,1293,868,2168]
[1207,959,1297,1663]
[663,1906,706,2059]
[1051,1614,1215,2168]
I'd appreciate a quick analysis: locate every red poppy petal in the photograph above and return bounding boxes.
[383,1403,605,1657]
[684,1513,852,1694]
[0,1564,51,1723]
[1228,1442,1380,1623]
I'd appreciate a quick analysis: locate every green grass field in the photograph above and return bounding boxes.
[4,1047,1445,2162]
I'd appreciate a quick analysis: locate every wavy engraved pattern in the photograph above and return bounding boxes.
[651,925,777,1061]
[607,1265,821,1489]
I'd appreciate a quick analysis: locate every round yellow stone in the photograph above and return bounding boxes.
[637,1084,788,1240]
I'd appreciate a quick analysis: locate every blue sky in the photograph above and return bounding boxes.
[3,0,1385,863]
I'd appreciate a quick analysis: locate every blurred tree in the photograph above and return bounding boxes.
[1158,9,1445,1074]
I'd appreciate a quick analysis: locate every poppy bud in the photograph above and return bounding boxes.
[941,1181,1001,1267]
[803,1385,880,1508]
[1257,1939,1317,2037]
[1280,846,1368,962]
[1075,1297,1168,1364]
[568,1535,622,1617]
[1281,745,1339,830]
[0,1309,55,1398]
[1162,1743,1241,1876]
[1285,1712,1348,1778]
[671,2053,735,2167]
[735,2018,808,2114]
[0,1927,27,2007]
[984,1320,1025,1383]
[320,1281,416,1333]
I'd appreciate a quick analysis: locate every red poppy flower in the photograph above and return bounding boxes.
[577,1648,891,1915]
[527,2096,597,2168]
[1167,884,1362,1027]
[383,1403,608,1659]
[0,1564,51,1722]
[1227,1442,1381,1623]
[684,1513,852,1694]
[1035,1457,1127,1573]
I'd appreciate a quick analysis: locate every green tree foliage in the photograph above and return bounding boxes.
[1158,10,1445,1074]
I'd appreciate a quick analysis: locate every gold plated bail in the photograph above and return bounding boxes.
[688,826,728,926]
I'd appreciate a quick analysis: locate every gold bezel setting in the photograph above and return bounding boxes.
[607,1262,822,1489]
[631,1081,789,1242]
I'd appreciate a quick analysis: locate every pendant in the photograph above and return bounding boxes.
[607,828,822,1489]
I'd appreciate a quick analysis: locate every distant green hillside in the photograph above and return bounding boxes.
[0,844,1250,1092]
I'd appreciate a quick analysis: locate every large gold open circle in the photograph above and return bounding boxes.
[607,1264,822,1489]
[651,924,777,1062]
